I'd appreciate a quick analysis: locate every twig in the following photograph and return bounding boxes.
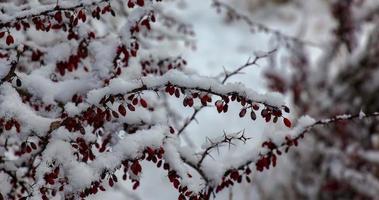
[197,130,250,167]
[177,107,203,136]
[226,111,379,174]
[0,0,111,28]
[177,49,277,137]
[180,111,379,192]
[212,0,323,49]
[221,49,277,84]
[0,49,21,84]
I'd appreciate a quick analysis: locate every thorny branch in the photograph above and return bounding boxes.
[197,131,251,168]
[221,49,277,84]
[225,111,379,175]
[179,111,379,192]
[177,107,202,136]
[176,49,277,137]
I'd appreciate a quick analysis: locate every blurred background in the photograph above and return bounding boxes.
[91,0,379,199]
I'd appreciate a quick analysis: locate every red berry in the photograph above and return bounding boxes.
[250,111,256,120]
[54,11,62,22]
[131,161,142,175]
[118,105,127,116]
[6,34,14,46]
[127,0,135,8]
[127,103,136,111]
[108,178,114,187]
[239,109,247,118]
[136,0,144,6]
[140,98,147,108]
[283,117,292,128]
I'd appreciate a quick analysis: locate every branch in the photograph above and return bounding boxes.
[179,111,379,194]
[212,0,322,49]
[87,70,287,112]
[325,148,379,198]
[197,131,250,168]
[221,49,277,84]
[177,107,202,136]
[177,49,278,136]
[0,49,21,84]
[226,111,379,175]
[0,168,32,198]
[0,0,110,27]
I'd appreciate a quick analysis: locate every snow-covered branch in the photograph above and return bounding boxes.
[1,0,378,199]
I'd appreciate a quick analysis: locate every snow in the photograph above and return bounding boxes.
[0,0,107,23]
[87,125,169,181]
[87,69,285,107]
[0,83,54,136]
[357,150,379,165]
[163,137,203,192]
[3,0,374,199]
[288,115,316,137]
[88,39,119,78]
[330,159,379,197]
[0,59,11,80]
[20,70,99,104]
[359,108,366,119]
[45,43,72,64]
[0,0,288,198]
